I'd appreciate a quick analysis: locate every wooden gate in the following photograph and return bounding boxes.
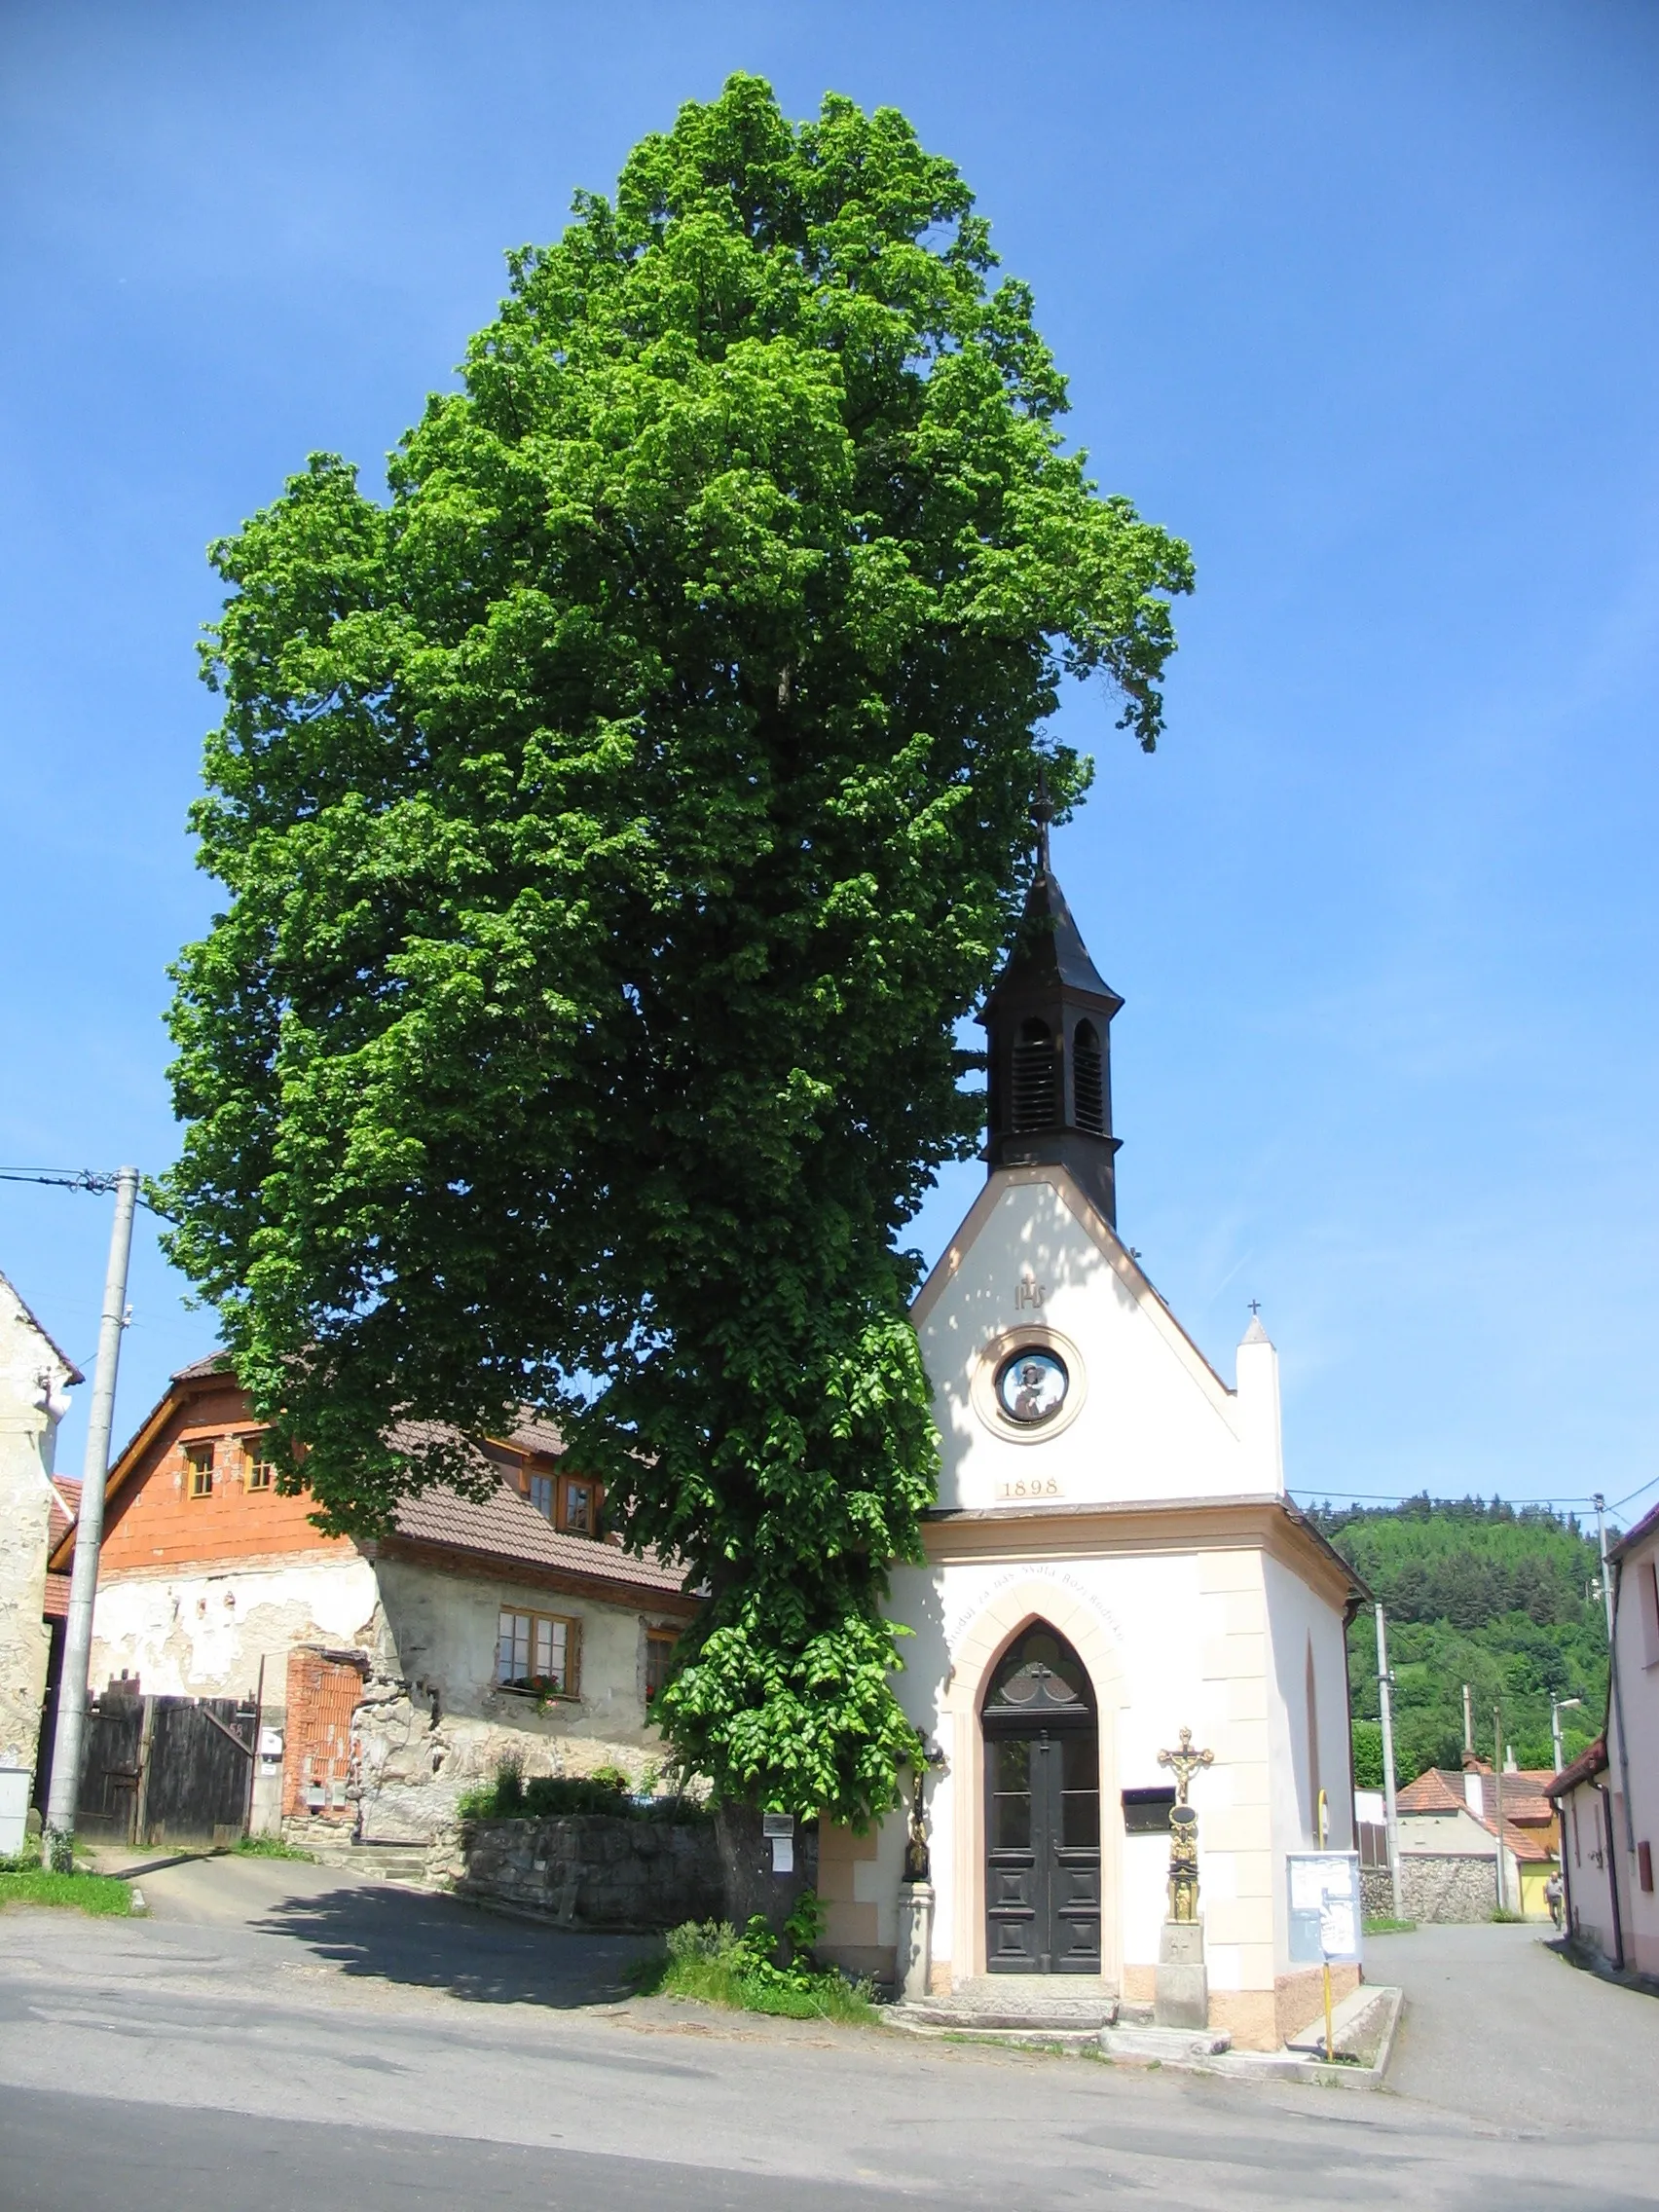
[76,1691,256,1847]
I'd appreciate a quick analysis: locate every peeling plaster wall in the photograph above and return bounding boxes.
[90,1557,383,1705]
[90,1550,683,1849]
[356,1557,680,1843]
[0,1276,73,1780]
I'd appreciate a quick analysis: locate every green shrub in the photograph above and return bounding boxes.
[230,1833,314,1861]
[459,1756,710,1823]
[640,1900,877,2024]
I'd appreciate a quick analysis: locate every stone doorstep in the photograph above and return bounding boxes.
[885,1973,1120,2036]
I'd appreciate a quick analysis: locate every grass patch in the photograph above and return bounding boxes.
[0,1866,133,1916]
[632,1903,879,2026]
[229,1834,314,1862]
[1364,1916,1418,1934]
[1490,1906,1527,1924]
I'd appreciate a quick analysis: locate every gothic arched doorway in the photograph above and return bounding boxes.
[981,1623,1102,1973]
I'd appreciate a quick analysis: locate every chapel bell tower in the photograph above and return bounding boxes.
[980,814,1124,1226]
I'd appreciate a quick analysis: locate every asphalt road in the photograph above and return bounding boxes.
[1,1858,1655,2212]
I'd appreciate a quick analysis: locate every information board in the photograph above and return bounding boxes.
[1285,1851,1362,1965]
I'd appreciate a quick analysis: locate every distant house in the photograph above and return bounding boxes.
[1548,1498,1659,1977]
[1395,1755,1560,1920]
[0,1270,80,1816]
[49,1355,695,1856]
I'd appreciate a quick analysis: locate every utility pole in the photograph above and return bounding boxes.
[1493,1703,1507,1915]
[1462,1682,1473,1757]
[1551,1695,1581,1778]
[43,1166,138,1870]
[1375,1604,1403,1922]
[1593,1494,1615,1644]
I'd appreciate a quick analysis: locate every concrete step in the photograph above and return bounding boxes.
[296,1837,435,1884]
[888,1974,1120,2036]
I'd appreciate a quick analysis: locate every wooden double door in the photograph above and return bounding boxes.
[982,1622,1103,1973]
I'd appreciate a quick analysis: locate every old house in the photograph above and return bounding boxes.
[1393,1757,1559,1920]
[815,849,1368,2052]
[0,1269,80,1835]
[51,1355,693,1860]
[1549,1497,1659,1976]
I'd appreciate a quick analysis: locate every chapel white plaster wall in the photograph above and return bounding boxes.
[1261,1548,1357,1974]
[916,1176,1272,1514]
[893,1544,1281,1992]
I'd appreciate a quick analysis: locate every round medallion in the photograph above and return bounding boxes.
[994,1347,1069,1426]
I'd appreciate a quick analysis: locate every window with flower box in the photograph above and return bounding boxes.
[495,1608,579,1697]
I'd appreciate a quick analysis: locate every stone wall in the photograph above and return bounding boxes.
[1400,1852,1499,1923]
[1360,1867,1395,1921]
[457,1813,722,1931]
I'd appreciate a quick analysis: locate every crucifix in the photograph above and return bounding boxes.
[1158,1728,1214,1925]
[1158,1725,1214,1805]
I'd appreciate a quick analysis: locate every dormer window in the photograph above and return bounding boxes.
[527,1471,554,1521]
[560,1478,594,1535]
[1012,1018,1056,1130]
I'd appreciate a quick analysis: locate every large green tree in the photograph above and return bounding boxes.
[161,75,1192,1824]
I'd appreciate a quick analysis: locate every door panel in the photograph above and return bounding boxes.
[985,1725,1102,1973]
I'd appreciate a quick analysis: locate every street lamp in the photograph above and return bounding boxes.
[1551,1695,1582,1777]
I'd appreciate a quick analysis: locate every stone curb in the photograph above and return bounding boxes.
[1101,1986,1403,2089]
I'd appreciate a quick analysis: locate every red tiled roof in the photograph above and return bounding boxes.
[1398,1767,1560,1848]
[1546,1736,1608,1798]
[1396,1768,1470,1817]
[43,1571,71,1621]
[47,1478,81,1550]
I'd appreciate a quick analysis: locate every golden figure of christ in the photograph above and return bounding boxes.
[1158,1726,1214,1805]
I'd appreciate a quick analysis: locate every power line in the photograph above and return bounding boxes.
[0,1167,173,1222]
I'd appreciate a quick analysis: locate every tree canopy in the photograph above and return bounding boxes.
[160,75,1192,1822]
[1311,1497,1607,1780]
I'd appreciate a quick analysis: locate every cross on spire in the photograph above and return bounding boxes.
[1247,1298,1262,1316]
[1032,760,1053,875]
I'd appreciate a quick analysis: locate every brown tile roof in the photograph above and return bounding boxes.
[1611,1496,1659,1563]
[387,1420,685,1597]
[43,1571,71,1621]
[1546,1736,1608,1798]
[172,1351,234,1382]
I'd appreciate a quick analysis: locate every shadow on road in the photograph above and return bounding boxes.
[252,1882,658,2009]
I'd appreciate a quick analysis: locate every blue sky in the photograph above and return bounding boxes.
[2,3,1655,1520]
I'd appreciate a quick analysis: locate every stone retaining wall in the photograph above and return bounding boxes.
[457,1813,722,1931]
[1399,1852,1500,1923]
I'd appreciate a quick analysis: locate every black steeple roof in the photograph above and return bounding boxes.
[984,866,1124,1018]
[978,849,1124,1225]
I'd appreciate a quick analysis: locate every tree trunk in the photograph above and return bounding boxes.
[714,1804,820,1952]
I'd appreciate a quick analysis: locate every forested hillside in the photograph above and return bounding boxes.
[1307,1496,1609,1784]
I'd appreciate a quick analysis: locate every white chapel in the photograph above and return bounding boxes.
[818,842,1364,2051]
